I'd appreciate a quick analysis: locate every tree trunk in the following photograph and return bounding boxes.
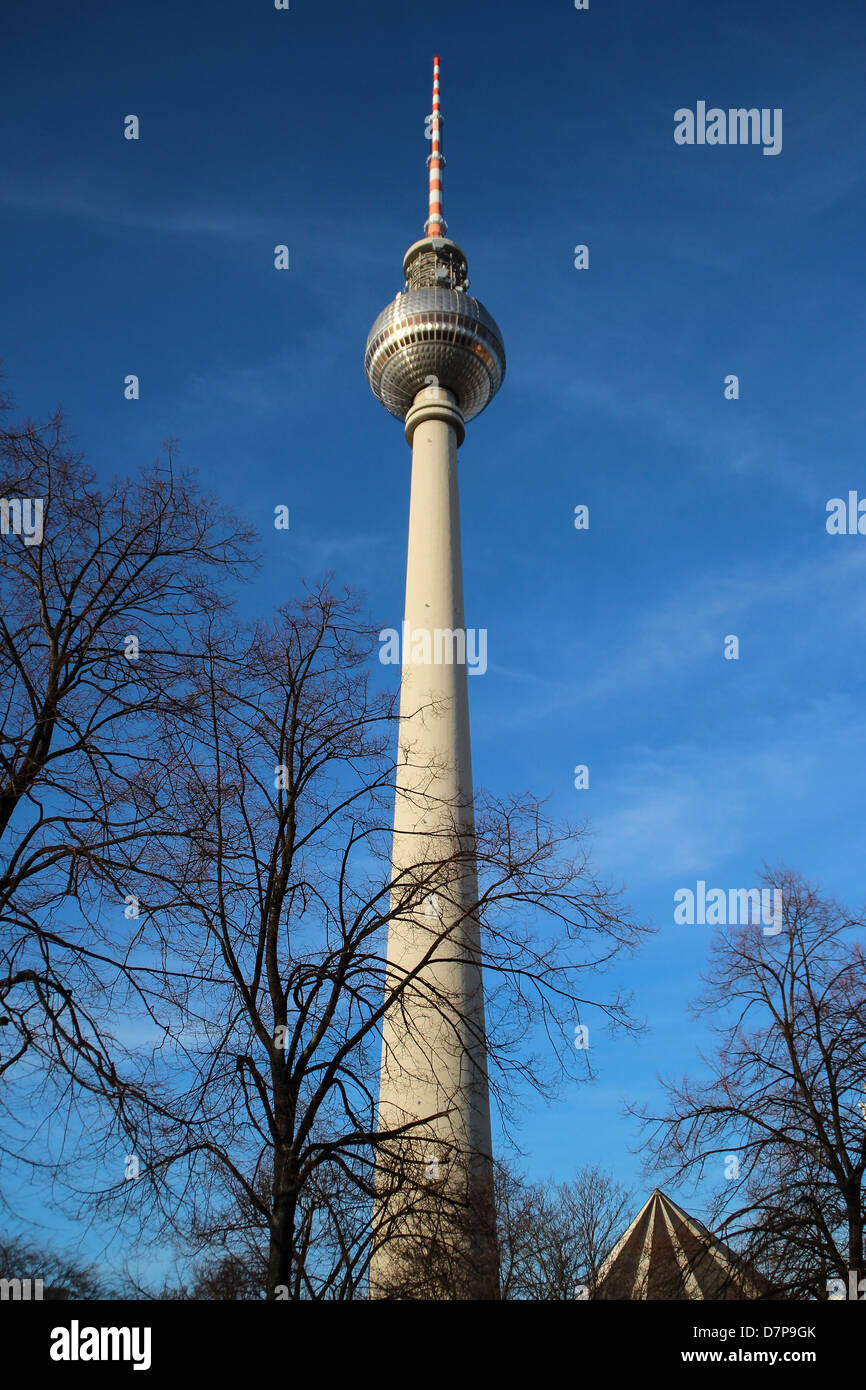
[266,1156,297,1299]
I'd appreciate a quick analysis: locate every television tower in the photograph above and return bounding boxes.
[364,57,505,1299]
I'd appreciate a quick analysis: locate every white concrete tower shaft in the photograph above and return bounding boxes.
[373,386,496,1297]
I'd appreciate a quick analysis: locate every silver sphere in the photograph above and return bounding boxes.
[365,285,506,423]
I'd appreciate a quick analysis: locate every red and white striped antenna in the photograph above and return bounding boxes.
[424,55,446,237]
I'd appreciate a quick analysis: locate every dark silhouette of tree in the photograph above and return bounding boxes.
[634,865,866,1299]
[495,1161,632,1299]
[0,388,254,1188]
[99,582,647,1298]
[0,1232,116,1299]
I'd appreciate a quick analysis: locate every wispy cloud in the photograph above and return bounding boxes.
[481,542,866,739]
[508,348,821,505]
[0,185,270,240]
[592,691,866,884]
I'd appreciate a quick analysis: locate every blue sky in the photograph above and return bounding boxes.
[3,0,866,1278]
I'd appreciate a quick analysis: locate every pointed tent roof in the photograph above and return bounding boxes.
[594,1189,771,1300]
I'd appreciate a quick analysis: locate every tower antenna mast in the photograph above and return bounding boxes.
[425,55,446,237]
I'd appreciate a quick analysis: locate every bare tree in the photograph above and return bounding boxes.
[139,1159,632,1302]
[99,581,647,1298]
[158,1251,267,1302]
[634,865,866,1299]
[0,1231,117,1299]
[495,1161,633,1299]
[0,393,254,1179]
